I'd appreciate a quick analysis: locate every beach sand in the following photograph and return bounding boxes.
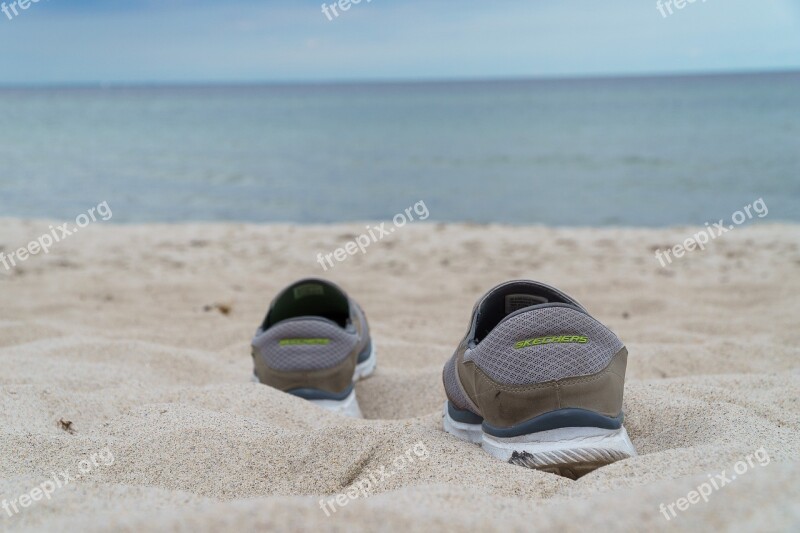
[1,219,798,532]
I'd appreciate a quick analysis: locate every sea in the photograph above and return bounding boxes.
[1,71,798,226]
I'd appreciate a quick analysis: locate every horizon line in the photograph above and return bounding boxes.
[1,67,799,90]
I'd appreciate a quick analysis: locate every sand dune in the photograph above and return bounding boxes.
[1,220,798,532]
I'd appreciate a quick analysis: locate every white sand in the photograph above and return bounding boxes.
[0,219,798,532]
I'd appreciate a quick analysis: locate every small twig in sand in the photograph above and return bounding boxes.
[203,303,232,315]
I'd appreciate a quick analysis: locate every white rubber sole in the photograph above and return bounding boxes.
[310,389,362,418]
[441,402,483,444]
[442,402,636,477]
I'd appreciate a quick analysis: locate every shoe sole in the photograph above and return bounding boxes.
[309,388,363,417]
[252,342,377,418]
[442,402,636,479]
[441,402,484,444]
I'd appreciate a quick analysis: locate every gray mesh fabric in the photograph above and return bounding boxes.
[466,305,623,385]
[443,354,470,410]
[252,318,358,372]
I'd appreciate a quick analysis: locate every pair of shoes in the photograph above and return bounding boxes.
[251,278,636,476]
[251,279,375,418]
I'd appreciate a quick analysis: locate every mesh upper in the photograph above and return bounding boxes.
[252,318,358,372]
[465,305,623,385]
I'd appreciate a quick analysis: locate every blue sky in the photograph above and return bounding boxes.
[1,0,799,84]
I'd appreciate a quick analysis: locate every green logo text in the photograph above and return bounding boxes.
[279,338,331,346]
[514,335,588,349]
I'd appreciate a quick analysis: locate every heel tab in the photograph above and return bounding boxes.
[500,302,590,325]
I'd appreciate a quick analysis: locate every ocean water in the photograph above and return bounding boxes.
[1,72,798,226]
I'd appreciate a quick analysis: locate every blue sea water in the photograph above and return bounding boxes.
[0,72,798,225]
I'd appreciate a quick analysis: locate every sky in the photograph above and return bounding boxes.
[0,0,799,85]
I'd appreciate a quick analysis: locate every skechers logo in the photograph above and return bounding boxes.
[514,335,588,349]
[279,338,330,346]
